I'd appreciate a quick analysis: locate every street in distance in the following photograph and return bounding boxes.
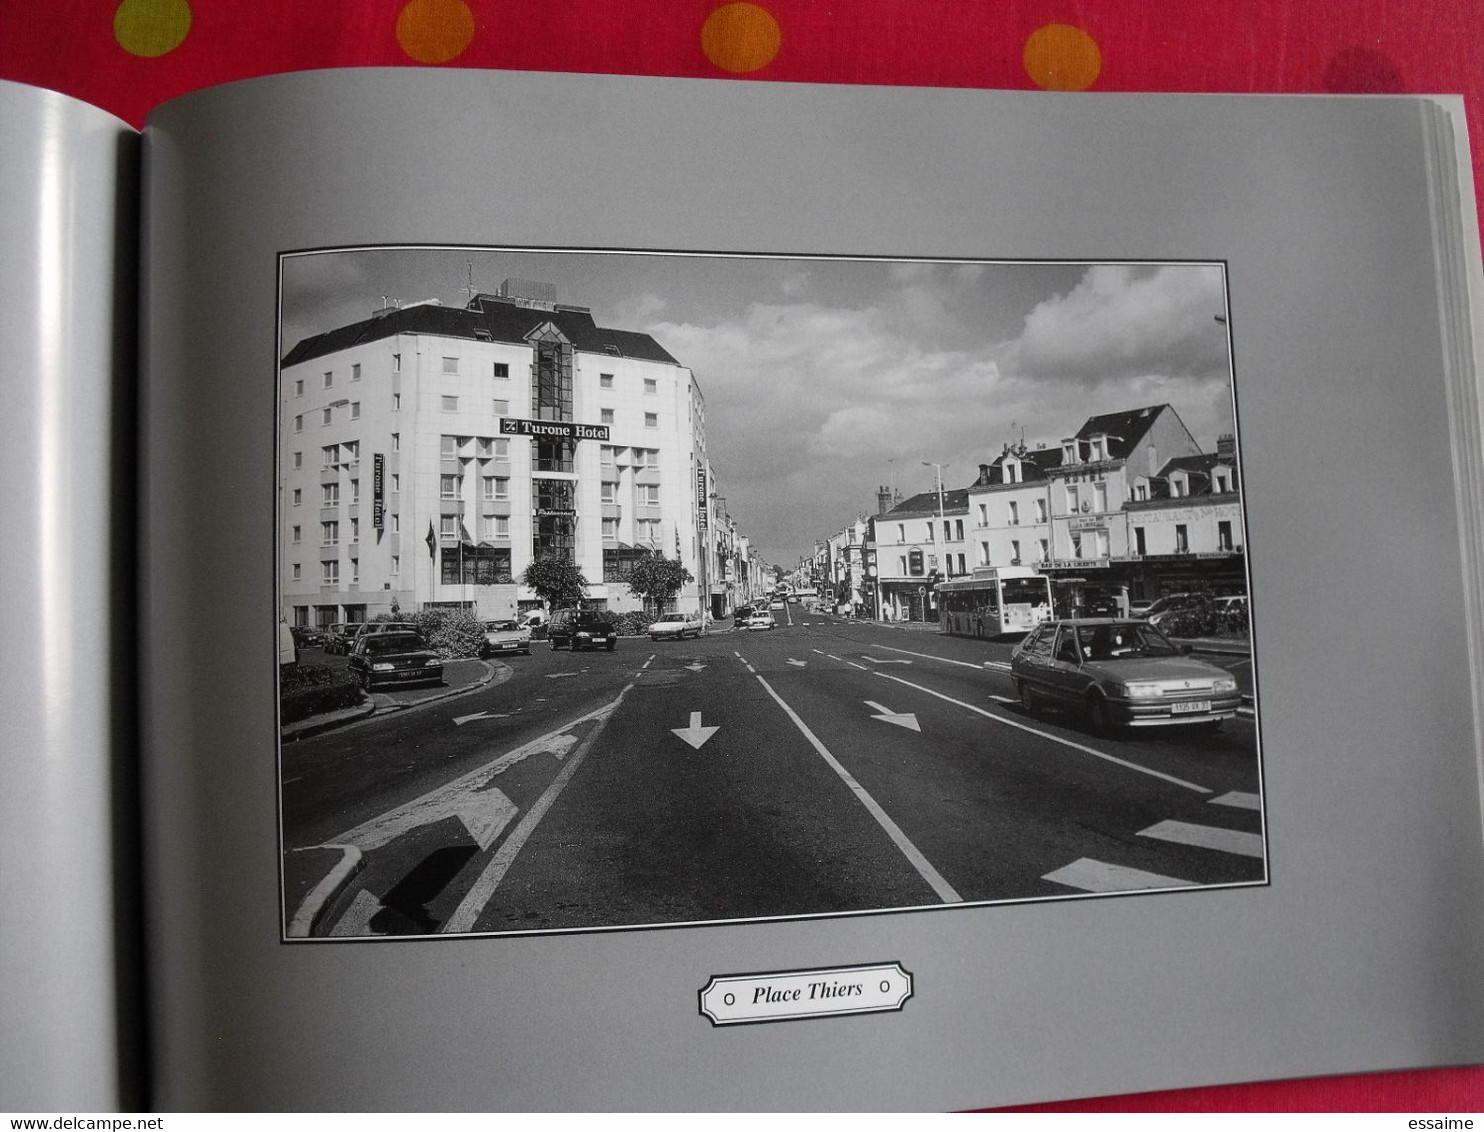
[275,247,1262,938]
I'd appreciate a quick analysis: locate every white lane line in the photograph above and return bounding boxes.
[641,655,655,670]
[1138,820,1265,859]
[989,694,1018,704]
[746,664,757,673]
[752,672,961,904]
[866,643,986,670]
[443,682,635,933]
[328,889,382,937]
[871,672,1212,794]
[1043,858,1196,893]
[1210,791,1262,811]
[984,660,1012,672]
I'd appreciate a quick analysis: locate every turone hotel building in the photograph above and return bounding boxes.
[278,278,717,629]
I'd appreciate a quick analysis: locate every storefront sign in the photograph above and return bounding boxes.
[697,467,709,529]
[499,418,610,441]
[372,453,384,528]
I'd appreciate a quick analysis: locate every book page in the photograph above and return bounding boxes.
[139,70,1484,1110]
[0,81,139,1111]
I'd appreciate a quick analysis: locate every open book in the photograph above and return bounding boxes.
[5,68,1484,1112]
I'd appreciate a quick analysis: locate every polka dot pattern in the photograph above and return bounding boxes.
[1023,23,1102,91]
[701,3,782,74]
[113,0,191,58]
[396,0,476,65]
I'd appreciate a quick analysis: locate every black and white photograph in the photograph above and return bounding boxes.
[276,246,1265,940]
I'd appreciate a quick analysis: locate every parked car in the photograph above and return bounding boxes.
[747,610,776,631]
[768,599,785,611]
[289,625,324,649]
[354,620,419,647]
[548,609,619,651]
[480,619,532,657]
[733,605,754,625]
[346,631,444,690]
[1134,593,1208,629]
[649,611,703,640]
[325,622,364,655]
[1010,618,1240,735]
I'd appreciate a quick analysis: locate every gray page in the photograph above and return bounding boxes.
[140,70,1484,1111]
[0,81,139,1111]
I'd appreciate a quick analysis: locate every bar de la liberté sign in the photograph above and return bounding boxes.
[499,417,610,441]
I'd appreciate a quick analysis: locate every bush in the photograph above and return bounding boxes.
[612,610,656,637]
[279,663,363,723]
[407,607,485,658]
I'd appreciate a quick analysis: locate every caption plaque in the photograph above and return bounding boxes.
[699,962,913,1027]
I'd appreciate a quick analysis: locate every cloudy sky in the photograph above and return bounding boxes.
[282,249,1235,568]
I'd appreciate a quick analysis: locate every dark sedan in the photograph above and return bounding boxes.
[548,610,618,651]
[346,632,444,690]
[1010,618,1240,735]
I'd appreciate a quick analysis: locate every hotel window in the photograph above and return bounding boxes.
[441,435,457,458]
[1134,481,1148,501]
[1134,527,1147,556]
[644,412,658,428]
[493,438,508,458]
[978,504,988,525]
[440,516,457,539]
[1066,484,1079,512]
[494,477,509,500]
[1215,472,1230,493]
[1034,498,1047,523]
[899,555,907,574]
[292,489,301,507]
[391,474,400,492]
[292,451,302,469]
[291,525,301,544]
[345,441,359,465]
[957,553,967,574]
[1005,462,1021,484]
[321,521,339,546]
[391,391,400,410]
[1011,540,1021,563]
[482,476,496,501]
[638,484,660,506]
[323,371,333,389]
[440,475,458,499]
[492,399,509,416]
[350,479,359,503]
[1093,531,1109,558]
[602,517,620,540]
[600,373,614,389]
[293,378,303,397]
[350,558,359,584]
[600,445,615,469]
[600,408,614,424]
[391,555,400,576]
[1175,524,1189,553]
[294,415,303,433]
[601,481,617,503]
[322,445,338,466]
[1089,436,1105,461]
[321,408,332,426]
[493,516,509,539]
[321,483,339,506]
[442,356,459,375]
[391,432,400,452]
[943,521,952,541]
[644,378,657,395]
[321,561,339,585]
[392,353,401,373]
[493,362,508,379]
[1037,538,1049,561]
[442,395,459,412]
[1070,532,1083,559]
[1008,501,1019,525]
[291,564,301,581]
[898,524,905,542]
[1218,520,1234,551]
[980,541,990,566]
[391,514,400,533]
[638,448,659,468]
[1093,483,1107,512]
[350,402,360,419]
[955,519,964,540]
[351,364,361,382]
[636,518,660,544]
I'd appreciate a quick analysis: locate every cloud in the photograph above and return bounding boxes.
[1005,264,1228,382]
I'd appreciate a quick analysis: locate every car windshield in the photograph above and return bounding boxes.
[1142,597,1190,615]
[1076,623,1181,660]
[485,621,518,631]
[658,614,686,622]
[364,635,423,654]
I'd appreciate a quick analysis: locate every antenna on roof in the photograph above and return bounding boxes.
[460,259,478,303]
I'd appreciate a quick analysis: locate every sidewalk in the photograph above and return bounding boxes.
[281,657,505,741]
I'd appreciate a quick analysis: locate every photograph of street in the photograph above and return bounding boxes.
[276,247,1264,939]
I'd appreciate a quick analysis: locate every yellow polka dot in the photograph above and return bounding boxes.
[396,0,476,65]
[113,0,191,58]
[702,3,782,74]
[1023,24,1102,92]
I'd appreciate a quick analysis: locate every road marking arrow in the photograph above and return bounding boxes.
[684,662,707,672]
[787,658,807,667]
[671,711,720,750]
[454,710,511,726]
[862,656,913,665]
[546,671,585,679]
[864,700,921,732]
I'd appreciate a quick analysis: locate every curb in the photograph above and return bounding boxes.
[282,658,507,740]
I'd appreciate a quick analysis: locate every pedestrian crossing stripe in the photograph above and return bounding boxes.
[1043,858,1195,893]
[1138,819,1265,858]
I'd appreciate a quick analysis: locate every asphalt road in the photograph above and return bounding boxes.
[281,610,1265,938]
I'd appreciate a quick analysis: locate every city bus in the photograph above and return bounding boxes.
[937,566,1055,638]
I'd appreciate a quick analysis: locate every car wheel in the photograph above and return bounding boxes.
[1017,680,1039,716]
[606,641,616,651]
[1087,693,1117,738]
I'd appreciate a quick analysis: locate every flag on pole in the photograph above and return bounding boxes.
[426,521,436,558]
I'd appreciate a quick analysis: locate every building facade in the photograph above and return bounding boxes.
[278,279,724,628]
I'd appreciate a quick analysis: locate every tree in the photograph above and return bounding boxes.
[627,553,694,614]
[523,556,590,610]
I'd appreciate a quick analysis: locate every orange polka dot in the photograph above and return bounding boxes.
[1023,24,1102,91]
[396,0,476,65]
[702,3,782,74]
[113,0,191,58]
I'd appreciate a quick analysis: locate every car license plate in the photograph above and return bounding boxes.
[1171,700,1212,714]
